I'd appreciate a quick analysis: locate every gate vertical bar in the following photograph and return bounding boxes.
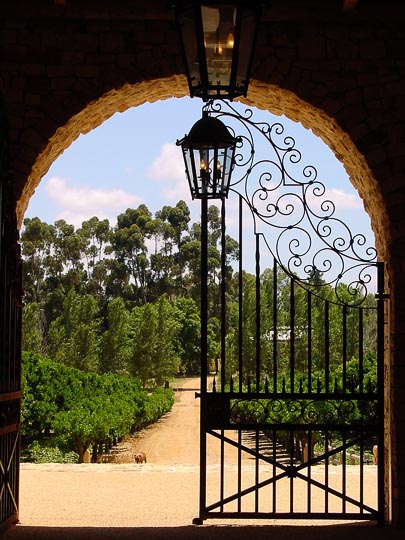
[238,195,243,390]
[255,234,261,512]
[220,198,226,512]
[360,435,364,514]
[325,301,330,393]
[343,304,347,393]
[376,261,386,525]
[255,234,261,389]
[290,278,295,392]
[307,289,312,394]
[195,196,208,524]
[200,195,208,393]
[272,427,277,512]
[273,258,278,393]
[220,198,226,390]
[325,430,329,513]
[289,429,294,513]
[237,196,243,510]
[307,430,312,513]
[358,308,364,394]
[237,429,242,512]
[255,429,259,512]
[342,429,346,513]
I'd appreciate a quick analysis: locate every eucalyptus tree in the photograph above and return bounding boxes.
[77,217,111,272]
[150,201,191,300]
[100,297,131,374]
[129,303,157,386]
[51,219,86,283]
[178,222,202,302]
[153,294,181,385]
[22,302,47,355]
[128,295,182,386]
[173,297,201,374]
[47,289,101,372]
[110,205,153,304]
[148,216,175,301]
[77,216,111,300]
[157,200,191,246]
[21,217,54,304]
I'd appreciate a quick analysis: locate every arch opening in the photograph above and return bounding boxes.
[18,89,387,526]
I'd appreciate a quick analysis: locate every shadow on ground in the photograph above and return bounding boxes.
[2,524,404,540]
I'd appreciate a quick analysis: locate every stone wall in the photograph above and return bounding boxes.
[1,0,405,526]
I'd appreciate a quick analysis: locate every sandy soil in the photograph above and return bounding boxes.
[11,377,385,534]
[126,377,202,466]
[16,378,212,528]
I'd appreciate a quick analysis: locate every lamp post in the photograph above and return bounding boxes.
[173,1,263,101]
[177,109,239,524]
[177,112,239,392]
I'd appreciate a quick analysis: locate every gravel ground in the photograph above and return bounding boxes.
[3,378,403,539]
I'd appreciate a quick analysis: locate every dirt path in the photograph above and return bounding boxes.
[107,375,227,467]
[129,377,201,466]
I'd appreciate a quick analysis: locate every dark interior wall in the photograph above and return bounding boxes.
[0,0,404,526]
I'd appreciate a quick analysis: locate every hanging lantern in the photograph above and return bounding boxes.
[173,1,263,101]
[176,112,240,199]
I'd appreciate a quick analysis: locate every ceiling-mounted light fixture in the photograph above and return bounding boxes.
[173,1,263,101]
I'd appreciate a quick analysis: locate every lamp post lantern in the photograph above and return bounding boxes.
[176,111,240,199]
[173,1,263,101]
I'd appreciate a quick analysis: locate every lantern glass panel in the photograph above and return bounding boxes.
[235,7,260,91]
[219,146,233,197]
[201,5,236,94]
[178,4,202,93]
[181,145,197,199]
[189,145,233,199]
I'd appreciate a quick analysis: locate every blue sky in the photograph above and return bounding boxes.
[26,97,204,227]
[24,97,375,278]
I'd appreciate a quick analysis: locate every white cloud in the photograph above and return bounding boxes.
[45,176,142,228]
[147,143,192,202]
[315,188,363,211]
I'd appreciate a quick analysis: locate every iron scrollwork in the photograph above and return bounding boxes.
[229,397,377,426]
[204,100,377,305]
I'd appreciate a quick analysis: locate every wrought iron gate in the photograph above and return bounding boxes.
[0,143,22,529]
[194,102,386,524]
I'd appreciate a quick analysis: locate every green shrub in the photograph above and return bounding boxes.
[22,440,78,464]
[22,352,175,462]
